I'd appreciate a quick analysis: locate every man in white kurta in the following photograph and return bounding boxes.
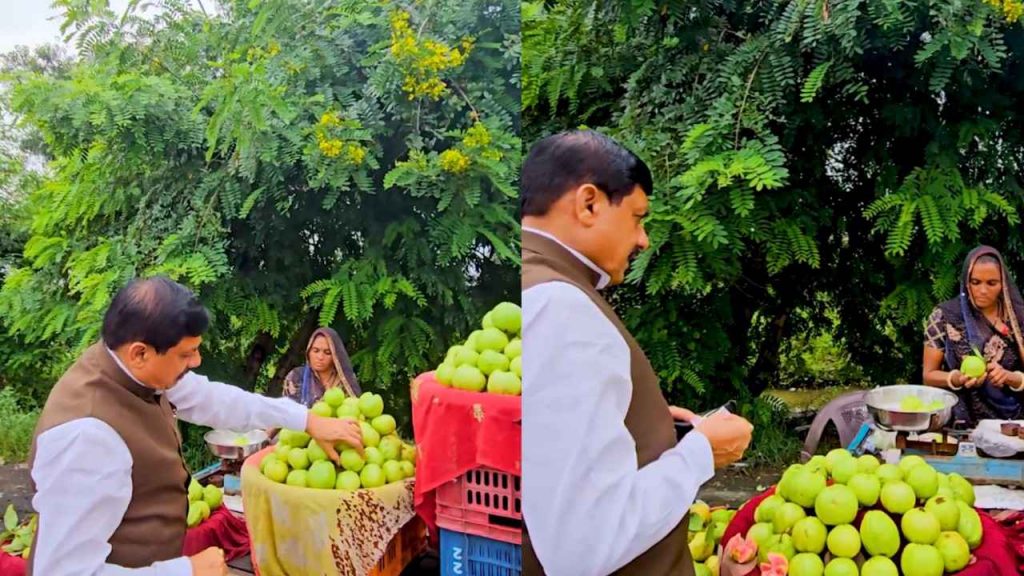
[521,130,753,576]
[28,276,364,576]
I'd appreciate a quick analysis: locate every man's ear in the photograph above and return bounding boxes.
[573,183,602,227]
[125,342,149,367]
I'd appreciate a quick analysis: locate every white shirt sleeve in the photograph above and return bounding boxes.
[30,418,193,576]
[522,281,716,576]
[166,371,308,432]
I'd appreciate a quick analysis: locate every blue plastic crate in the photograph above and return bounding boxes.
[440,528,522,576]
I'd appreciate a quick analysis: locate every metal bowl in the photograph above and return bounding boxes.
[864,385,959,432]
[204,429,269,461]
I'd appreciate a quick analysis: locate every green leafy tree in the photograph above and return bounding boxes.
[1,0,520,440]
[523,0,1024,410]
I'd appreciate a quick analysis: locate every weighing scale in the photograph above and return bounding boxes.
[193,429,270,512]
[195,457,245,495]
[846,385,1024,486]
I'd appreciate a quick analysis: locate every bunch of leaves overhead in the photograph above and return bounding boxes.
[524,0,1024,405]
[0,0,521,424]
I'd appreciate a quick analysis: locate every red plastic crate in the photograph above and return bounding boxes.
[370,515,428,576]
[435,467,522,545]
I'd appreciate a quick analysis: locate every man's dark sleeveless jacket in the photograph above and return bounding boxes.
[521,231,696,576]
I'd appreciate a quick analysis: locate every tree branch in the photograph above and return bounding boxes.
[734,51,767,149]
[194,190,219,252]
[451,81,479,120]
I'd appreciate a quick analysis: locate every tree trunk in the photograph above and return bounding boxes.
[266,312,321,397]
[727,277,761,395]
[242,331,276,388]
[748,308,790,397]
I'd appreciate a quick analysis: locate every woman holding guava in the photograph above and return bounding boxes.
[922,245,1024,425]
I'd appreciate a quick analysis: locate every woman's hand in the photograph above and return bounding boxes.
[958,370,986,389]
[987,362,1011,388]
[986,362,1024,389]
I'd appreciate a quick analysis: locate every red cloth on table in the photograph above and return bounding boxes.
[0,552,26,576]
[410,372,521,542]
[0,508,249,575]
[721,487,1018,576]
[991,510,1024,573]
[182,505,251,561]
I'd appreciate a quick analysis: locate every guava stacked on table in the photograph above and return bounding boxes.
[187,478,225,527]
[687,501,738,576]
[728,449,980,576]
[434,302,522,395]
[259,389,417,490]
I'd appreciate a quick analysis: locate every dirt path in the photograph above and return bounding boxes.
[0,462,33,517]
[697,464,782,508]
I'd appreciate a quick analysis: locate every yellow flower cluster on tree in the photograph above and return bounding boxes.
[390,11,417,57]
[319,139,343,157]
[314,111,365,165]
[320,111,342,128]
[461,122,503,162]
[462,122,491,149]
[985,0,1024,22]
[246,40,283,63]
[435,123,506,173]
[389,9,473,100]
[345,143,367,165]
[439,149,471,174]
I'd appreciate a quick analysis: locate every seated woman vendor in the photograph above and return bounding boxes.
[269,327,362,441]
[923,245,1024,426]
[282,327,362,407]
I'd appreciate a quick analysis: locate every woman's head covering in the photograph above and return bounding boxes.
[951,245,1024,359]
[302,327,361,401]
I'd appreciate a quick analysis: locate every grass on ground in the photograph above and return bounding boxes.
[0,388,39,464]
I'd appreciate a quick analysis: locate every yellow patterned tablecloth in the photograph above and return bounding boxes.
[241,448,415,576]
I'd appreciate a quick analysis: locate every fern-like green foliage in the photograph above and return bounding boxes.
[0,0,520,421]
[865,166,1019,257]
[525,0,1024,410]
[800,61,831,103]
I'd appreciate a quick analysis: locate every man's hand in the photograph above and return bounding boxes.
[668,406,697,423]
[306,413,364,459]
[720,534,758,576]
[189,547,228,576]
[695,412,753,469]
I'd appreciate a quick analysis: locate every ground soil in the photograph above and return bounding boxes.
[0,462,32,517]
[697,464,783,508]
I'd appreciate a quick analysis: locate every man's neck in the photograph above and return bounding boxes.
[105,344,160,391]
[522,221,612,290]
[522,218,579,252]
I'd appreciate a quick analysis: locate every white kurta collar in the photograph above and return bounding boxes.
[523,226,612,290]
[104,344,162,394]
